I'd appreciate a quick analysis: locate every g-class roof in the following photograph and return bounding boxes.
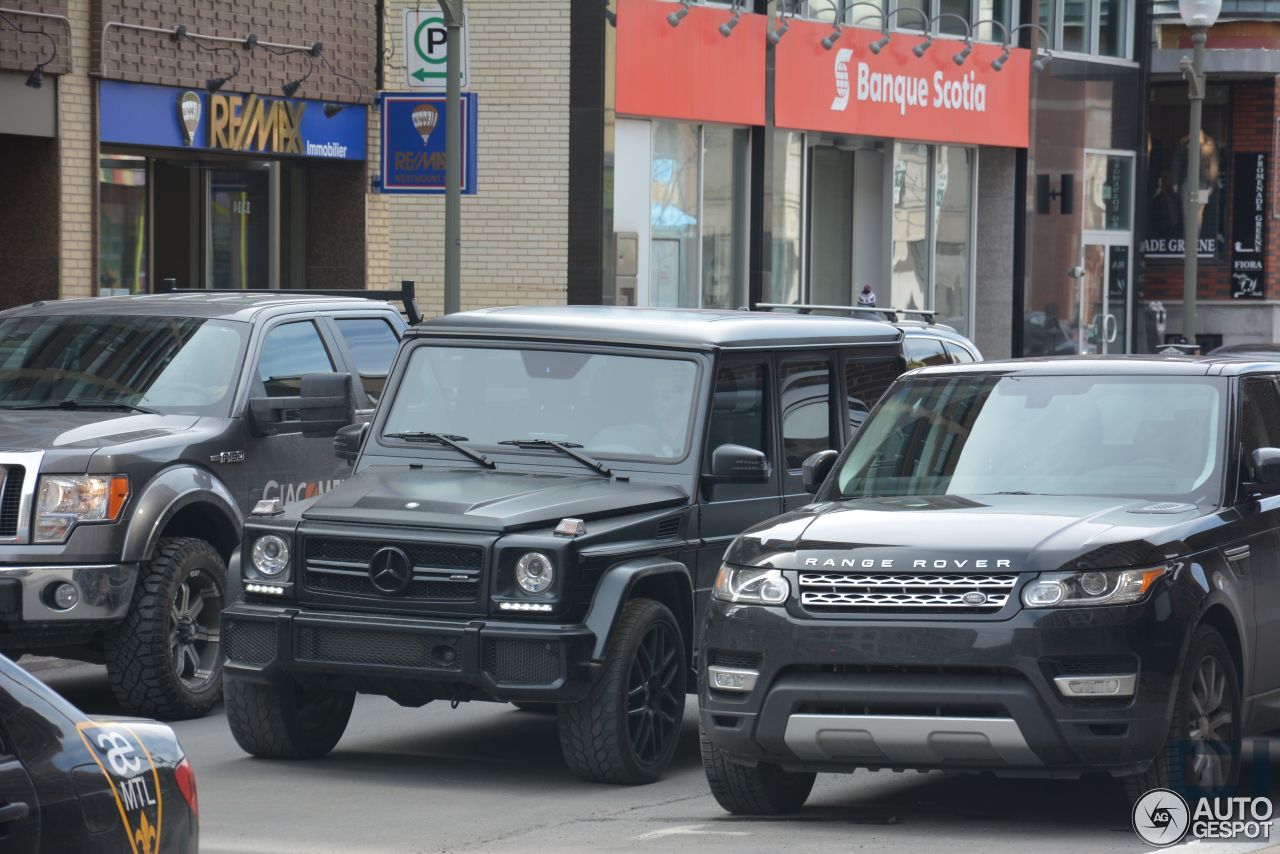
[409,306,902,350]
[911,355,1280,377]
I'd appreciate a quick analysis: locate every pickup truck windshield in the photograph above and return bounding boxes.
[383,346,699,462]
[0,314,248,416]
[835,374,1226,504]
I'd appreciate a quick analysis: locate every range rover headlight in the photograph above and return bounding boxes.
[34,475,130,543]
[250,534,291,579]
[713,565,790,605]
[1021,566,1169,609]
[515,552,554,594]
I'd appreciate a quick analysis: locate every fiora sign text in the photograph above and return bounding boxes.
[209,93,305,155]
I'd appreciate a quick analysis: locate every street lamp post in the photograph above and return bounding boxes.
[1178,0,1221,347]
[438,0,464,315]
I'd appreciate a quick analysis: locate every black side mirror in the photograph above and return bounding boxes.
[706,444,770,484]
[248,372,355,438]
[802,450,839,494]
[335,422,369,464]
[1252,448,1280,490]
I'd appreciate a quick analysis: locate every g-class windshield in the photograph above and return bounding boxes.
[834,374,1226,504]
[383,346,699,462]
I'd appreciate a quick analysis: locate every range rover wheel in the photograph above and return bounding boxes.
[104,537,226,720]
[558,597,686,784]
[224,677,355,759]
[1122,626,1241,801]
[700,724,815,815]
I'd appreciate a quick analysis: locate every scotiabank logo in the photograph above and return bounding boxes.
[832,48,988,118]
[832,49,854,110]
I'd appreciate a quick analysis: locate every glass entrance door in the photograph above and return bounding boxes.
[206,163,275,289]
[807,145,854,305]
[1077,240,1130,354]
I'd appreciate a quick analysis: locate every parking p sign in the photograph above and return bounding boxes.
[405,10,468,89]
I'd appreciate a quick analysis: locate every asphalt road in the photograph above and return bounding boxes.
[21,657,1280,854]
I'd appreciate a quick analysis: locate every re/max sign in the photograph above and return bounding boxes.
[210,94,304,154]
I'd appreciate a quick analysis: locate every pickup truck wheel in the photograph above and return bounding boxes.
[1122,626,1240,801]
[224,677,355,759]
[700,724,815,815]
[104,537,225,720]
[558,597,685,784]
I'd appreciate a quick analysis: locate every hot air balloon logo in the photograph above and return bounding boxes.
[177,92,202,146]
[411,103,439,148]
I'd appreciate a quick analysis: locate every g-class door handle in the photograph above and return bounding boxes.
[0,801,30,823]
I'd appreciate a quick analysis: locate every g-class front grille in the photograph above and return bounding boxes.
[0,465,25,538]
[303,537,483,602]
[798,572,1018,614]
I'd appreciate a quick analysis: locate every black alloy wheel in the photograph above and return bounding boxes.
[170,570,222,691]
[627,618,683,765]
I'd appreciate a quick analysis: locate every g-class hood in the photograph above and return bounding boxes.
[728,494,1221,574]
[300,468,688,532]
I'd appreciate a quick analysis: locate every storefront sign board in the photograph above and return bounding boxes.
[404,9,469,89]
[380,93,478,195]
[775,20,1031,149]
[1231,151,1267,299]
[99,81,367,160]
[615,0,766,127]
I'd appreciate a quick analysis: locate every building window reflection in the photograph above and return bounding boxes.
[98,155,149,295]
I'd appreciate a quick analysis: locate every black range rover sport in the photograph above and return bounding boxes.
[700,356,1280,813]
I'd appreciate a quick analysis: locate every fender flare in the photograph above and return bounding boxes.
[119,465,243,564]
[583,556,693,661]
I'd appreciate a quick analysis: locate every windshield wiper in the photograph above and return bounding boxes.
[498,438,613,478]
[7,399,157,415]
[383,432,496,469]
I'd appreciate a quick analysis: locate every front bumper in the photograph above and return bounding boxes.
[223,603,601,703]
[0,564,137,639]
[699,595,1188,776]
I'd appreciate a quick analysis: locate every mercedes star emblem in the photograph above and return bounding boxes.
[368,546,413,595]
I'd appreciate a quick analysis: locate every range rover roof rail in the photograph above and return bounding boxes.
[154,279,423,325]
[752,302,936,325]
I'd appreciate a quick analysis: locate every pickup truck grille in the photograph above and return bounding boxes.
[798,573,1018,613]
[0,466,25,538]
[303,537,483,602]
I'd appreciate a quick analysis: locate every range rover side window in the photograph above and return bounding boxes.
[257,321,335,397]
[1240,379,1280,478]
[845,357,902,432]
[780,359,835,470]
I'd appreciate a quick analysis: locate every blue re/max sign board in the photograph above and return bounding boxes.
[380,92,477,194]
[99,80,367,160]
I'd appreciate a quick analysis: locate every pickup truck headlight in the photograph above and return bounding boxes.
[713,565,790,605]
[249,534,291,580]
[34,475,130,543]
[1021,566,1169,608]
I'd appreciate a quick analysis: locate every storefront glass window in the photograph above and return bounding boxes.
[208,166,272,290]
[890,142,931,317]
[701,126,750,309]
[98,155,148,295]
[934,146,973,335]
[770,130,806,305]
[1084,153,1132,231]
[650,122,702,307]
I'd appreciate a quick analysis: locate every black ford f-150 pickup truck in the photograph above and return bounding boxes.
[699,356,1280,813]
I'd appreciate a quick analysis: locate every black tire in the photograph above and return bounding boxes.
[224,676,355,760]
[104,537,226,719]
[701,723,815,815]
[512,702,558,714]
[558,597,686,784]
[1121,626,1241,802]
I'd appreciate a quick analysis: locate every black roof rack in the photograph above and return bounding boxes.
[154,279,423,325]
[752,302,935,325]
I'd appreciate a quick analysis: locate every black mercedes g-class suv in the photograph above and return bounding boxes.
[0,288,410,719]
[221,306,908,783]
[699,356,1280,813]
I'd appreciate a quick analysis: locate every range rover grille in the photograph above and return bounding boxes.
[0,466,24,538]
[303,537,483,602]
[798,572,1018,613]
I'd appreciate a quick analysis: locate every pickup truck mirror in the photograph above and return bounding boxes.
[705,444,770,484]
[248,372,355,438]
[802,450,840,493]
[1252,447,1280,489]
[335,422,369,464]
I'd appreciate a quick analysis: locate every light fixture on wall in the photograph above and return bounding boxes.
[768,0,796,44]
[0,10,59,90]
[280,53,315,97]
[316,47,365,119]
[175,24,243,93]
[1000,23,1054,71]
[667,0,691,27]
[864,5,928,54]
[927,13,974,65]
[719,0,742,37]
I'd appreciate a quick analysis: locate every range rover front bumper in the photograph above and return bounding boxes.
[698,594,1191,776]
[223,603,602,703]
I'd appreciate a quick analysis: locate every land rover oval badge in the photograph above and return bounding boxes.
[961,591,987,606]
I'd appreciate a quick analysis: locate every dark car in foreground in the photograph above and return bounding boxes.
[0,288,409,720]
[222,306,910,784]
[700,356,1280,812]
[0,654,197,852]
